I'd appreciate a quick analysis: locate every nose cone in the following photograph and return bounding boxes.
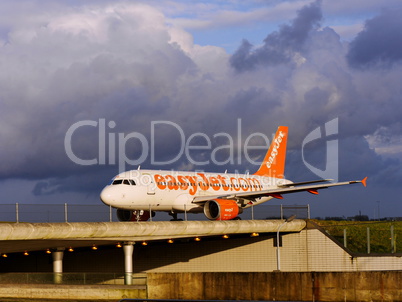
[100,186,116,206]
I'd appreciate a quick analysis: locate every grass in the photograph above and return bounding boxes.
[312,220,402,254]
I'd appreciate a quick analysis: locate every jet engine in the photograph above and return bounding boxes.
[116,209,153,221]
[203,199,242,220]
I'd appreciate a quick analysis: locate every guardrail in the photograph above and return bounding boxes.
[0,203,116,223]
[0,203,310,223]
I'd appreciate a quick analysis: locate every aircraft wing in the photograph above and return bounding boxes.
[192,177,367,204]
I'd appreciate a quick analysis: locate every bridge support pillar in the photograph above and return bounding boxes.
[123,242,135,285]
[52,247,65,284]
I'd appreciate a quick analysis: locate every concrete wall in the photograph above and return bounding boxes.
[1,272,401,301]
[304,229,402,271]
[147,272,402,302]
[134,229,402,272]
[0,284,146,301]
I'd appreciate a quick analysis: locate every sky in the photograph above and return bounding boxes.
[0,0,402,220]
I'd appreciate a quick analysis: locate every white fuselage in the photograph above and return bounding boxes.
[100,169,292,213]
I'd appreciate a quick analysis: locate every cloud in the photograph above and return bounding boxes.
[230,0,322,72]
[0,3,198,178]
[347,8,402,68]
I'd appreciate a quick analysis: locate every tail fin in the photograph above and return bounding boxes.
[254,126,288,178]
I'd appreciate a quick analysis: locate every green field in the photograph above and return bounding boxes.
[312,220,402,254]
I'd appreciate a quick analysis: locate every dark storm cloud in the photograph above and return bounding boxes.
[0,5,196,180]
[347,9,402,68]
[225,1,402,188]
[230,0,322,72]
[285,135,383,180]
[32,169,113,196]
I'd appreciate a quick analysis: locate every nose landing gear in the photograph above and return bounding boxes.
[169,211,183,221]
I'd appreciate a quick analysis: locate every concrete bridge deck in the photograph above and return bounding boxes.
[0,219,306,254]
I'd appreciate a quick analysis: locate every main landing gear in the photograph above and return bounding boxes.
[169,211,183,221]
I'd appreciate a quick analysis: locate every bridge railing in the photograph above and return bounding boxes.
[0,203,310,223]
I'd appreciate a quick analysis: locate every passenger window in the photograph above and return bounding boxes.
[112,179,123,185]
[129,180,136,185]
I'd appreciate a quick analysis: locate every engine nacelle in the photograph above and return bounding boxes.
[203,199,242,220]
[117,209,153,221]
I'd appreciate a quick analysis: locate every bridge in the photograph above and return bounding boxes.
[0,219,306,284]
[2,219,402,301]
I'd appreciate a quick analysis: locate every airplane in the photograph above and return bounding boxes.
[100,126,367,221]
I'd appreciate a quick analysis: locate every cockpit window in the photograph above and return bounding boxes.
[112,179,136,185]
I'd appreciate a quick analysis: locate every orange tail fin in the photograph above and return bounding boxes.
[254,126,288,178]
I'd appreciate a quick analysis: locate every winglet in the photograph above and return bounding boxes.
[361,176,368,187]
